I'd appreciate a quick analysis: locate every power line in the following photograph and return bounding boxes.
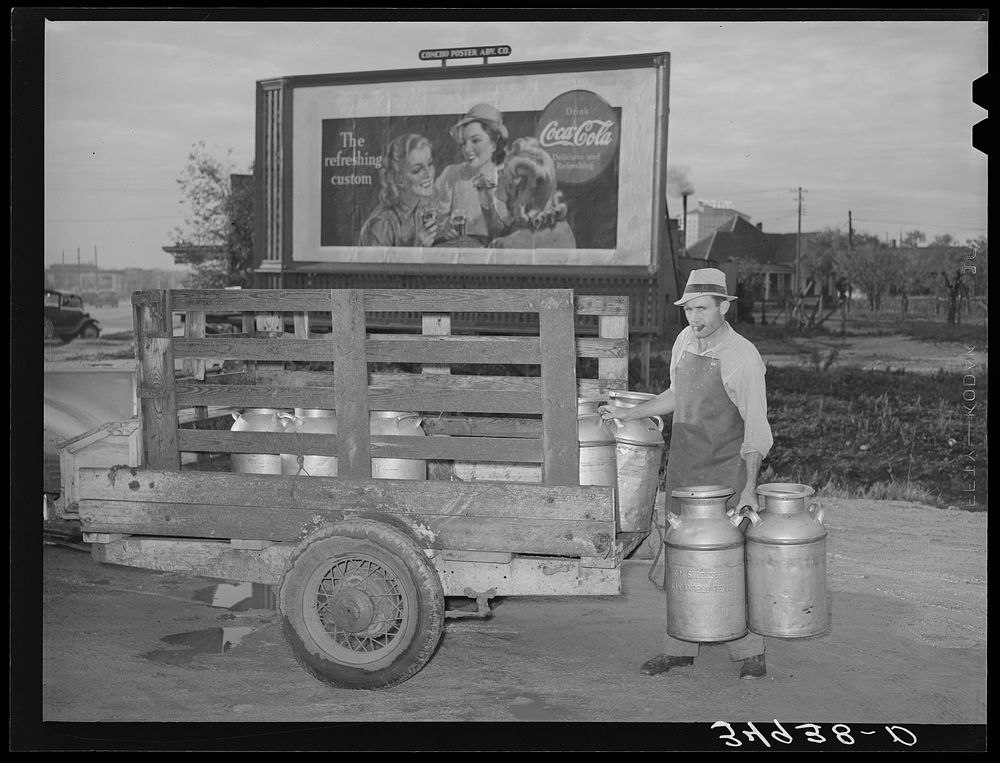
[852,217,987,232]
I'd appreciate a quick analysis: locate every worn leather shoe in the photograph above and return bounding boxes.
[640,654,695,676]
[739,654,767,680]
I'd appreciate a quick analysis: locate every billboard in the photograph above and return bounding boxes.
[268,53,669,272]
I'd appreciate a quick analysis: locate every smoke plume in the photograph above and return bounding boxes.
[667,165,695,197]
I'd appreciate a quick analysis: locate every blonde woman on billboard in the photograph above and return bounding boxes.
[358,134,441,247]
[488,137,576,249]
[434,104,512,245]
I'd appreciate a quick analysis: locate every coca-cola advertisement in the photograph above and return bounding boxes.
[282,55,666,269]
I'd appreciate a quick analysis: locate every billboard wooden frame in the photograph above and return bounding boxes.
[253,52,678,335]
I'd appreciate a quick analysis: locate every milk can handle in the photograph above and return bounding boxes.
[598,416,617,435]
[808,501,825,525]
[734,505,762,529]
[277,411,301,429]
[666,511,682,529]
[396,413,424,426]
[651,415,664,432]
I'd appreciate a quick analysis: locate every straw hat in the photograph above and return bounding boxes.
[450,103,509,142]
[674,268,738,306]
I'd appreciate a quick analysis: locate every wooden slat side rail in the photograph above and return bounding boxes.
[576,337,628,359]
[178,430,544,463]
[78,468,614,521]
[80,500,613,557]
[363,289,574,313]
[182,309,207,381]
[133,291,180,470]
[175,378,541,414]
[172,335,542,365]
[366,335,541,365]
[170,289,336,313]
[421,415,541,438]
[421,313,450,375]
[599,308,630,391]
[331,289,371,477]
[170,288,614,315]
[574,295,628,316]
[149,288,630,479]
[538,290,579,486]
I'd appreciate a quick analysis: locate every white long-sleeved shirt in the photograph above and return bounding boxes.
[667,321,774,459]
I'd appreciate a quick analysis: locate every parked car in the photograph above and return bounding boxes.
[45,289,102,342]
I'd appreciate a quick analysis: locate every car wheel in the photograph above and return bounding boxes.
[279,518,445,690]
[79,324,100,340]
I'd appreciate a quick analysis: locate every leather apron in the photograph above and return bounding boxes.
[662,350,746,515]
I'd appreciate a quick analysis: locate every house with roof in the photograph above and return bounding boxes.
[684,215,815,300]
[683,200,752,250]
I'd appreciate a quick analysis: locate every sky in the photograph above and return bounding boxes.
[35,12,988,272]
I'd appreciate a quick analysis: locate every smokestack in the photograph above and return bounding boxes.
[668,165,695,256]
[682,193,690,256]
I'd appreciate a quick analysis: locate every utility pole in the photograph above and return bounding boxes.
[796,187,803,295]
[789,187,806,294]
[77,247,82,292]
[789,187,806,327]
[848,211,853,250]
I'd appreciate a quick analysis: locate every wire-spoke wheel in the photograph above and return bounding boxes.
[279,518,444,689]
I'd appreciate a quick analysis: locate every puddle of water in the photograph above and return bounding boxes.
[141,626,256,665]
[193,582,276,611]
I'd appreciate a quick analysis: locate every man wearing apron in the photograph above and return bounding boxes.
[601,268,773,680]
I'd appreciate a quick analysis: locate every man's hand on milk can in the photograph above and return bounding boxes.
[738,486,760,514]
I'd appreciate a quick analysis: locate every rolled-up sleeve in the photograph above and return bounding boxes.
[722,347,773,460]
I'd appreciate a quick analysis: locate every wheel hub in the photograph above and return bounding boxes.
[325,586,375,633]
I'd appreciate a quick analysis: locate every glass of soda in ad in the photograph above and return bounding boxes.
[421,207,436,229]
[451,210,467,238]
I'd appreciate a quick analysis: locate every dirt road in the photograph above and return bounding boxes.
[19,495,986,750]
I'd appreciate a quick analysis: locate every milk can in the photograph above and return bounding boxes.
[370,411,426,480]
[743,483,829,638]
[664,485,748,642]
[576,398,617,487]
[453,399,617,485]
[279,409,338,477]
[230,408,285,475]
[607,390,665,532]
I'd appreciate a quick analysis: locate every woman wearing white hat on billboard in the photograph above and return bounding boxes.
[601,267,774,681]
[434,103,512,245]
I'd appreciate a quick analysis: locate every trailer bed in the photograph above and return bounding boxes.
[79,288,647,597]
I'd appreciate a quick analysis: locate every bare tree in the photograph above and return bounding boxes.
[934,238,987,325]
[834,237,895,312]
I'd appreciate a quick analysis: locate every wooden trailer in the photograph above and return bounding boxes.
[78,288,653,689]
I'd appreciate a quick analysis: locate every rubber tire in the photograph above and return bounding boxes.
[279,518,445,690]
[79,324,100,339]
